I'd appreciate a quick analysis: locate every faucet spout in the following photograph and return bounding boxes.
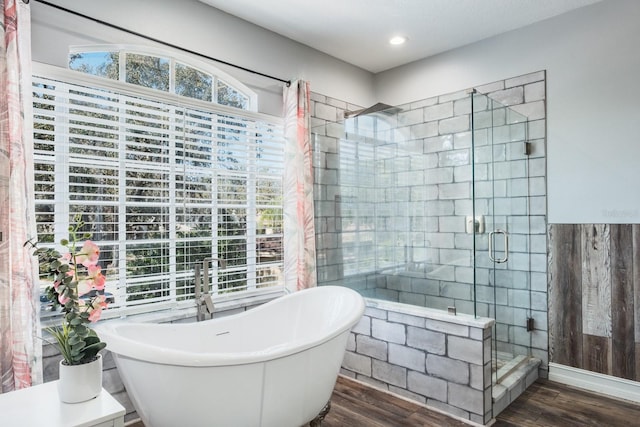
[203,257,227,269]
[194,257,226,321]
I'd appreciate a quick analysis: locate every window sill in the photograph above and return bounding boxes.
[40,289,284,332]
[116,290,284,324]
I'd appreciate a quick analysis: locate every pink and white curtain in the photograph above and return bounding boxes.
[283,80,317,292]
[0,0,41,392]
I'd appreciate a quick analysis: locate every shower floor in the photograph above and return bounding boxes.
[492,354,541,417]
[492,352,524,373]
[492,353,510,373]
[493,353,529,382]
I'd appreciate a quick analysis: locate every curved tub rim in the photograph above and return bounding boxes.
[95,285,365,367]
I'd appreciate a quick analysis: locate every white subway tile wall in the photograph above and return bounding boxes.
[312,71,547,423]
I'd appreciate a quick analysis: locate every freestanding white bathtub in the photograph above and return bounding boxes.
[96,286,365,427]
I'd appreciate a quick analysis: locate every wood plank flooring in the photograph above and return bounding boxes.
[321,376,469,427]
[494,379,640,427]
[126,375,640,426]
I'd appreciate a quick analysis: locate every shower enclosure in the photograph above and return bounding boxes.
[312,84,546,413]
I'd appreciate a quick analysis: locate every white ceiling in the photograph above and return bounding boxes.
[199,0,601,73]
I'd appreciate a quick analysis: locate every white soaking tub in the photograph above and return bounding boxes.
[96,286,365,427]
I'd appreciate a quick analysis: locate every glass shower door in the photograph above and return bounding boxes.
[472,92,532,384]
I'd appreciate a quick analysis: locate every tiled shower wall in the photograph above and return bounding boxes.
[549,224,640,381]
[311,70,548,375]
[311,71,548,423]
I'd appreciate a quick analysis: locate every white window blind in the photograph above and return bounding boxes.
[33,68,284,317]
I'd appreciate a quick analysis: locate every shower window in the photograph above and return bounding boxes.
[333,113,411,276]
[337,137,376,275]
[32,63,284,318]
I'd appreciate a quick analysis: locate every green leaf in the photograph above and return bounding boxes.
[84,334,100,345]
[71,340,87,352]
[71,352,85,363]
[83,342,106,360]
[68,334,82,345]
[74,324,88,336]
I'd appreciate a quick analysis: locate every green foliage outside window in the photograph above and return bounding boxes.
[69,50,251,109]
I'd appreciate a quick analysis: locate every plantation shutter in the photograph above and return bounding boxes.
[32,70,284,317]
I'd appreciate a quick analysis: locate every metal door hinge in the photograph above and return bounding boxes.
[526,317,535,332]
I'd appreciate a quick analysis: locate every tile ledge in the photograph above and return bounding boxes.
[365,298,495,329]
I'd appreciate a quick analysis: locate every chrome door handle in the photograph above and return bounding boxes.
[488,229,509,263]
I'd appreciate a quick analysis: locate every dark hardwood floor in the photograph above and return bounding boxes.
[126,375,640,426]
[321,376,469,427]
[494,379,640,427]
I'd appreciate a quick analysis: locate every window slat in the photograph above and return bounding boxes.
[33,72,284,316]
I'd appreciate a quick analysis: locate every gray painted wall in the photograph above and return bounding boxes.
[30,0,376,116]
[32,1,640,223]
[375,0,640,224]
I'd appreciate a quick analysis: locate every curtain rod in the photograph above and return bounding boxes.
[33,0,292,87]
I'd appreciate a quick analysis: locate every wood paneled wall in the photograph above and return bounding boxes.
[548,224,640,381]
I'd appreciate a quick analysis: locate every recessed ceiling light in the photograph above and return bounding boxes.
[389,36,407,45]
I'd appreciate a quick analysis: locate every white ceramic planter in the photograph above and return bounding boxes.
[57,354,103,403]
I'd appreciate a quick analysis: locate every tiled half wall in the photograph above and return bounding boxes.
[343,303,494,424]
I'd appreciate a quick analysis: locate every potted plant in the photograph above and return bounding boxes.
[27,215,110,403]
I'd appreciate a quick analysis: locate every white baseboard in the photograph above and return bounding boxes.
[548,362,640,404]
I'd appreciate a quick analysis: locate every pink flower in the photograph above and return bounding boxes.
[87,264,106,291]
[77,265,106,297]
[88,309,102,322]
[76,240,100,267]
[87,295,108,322]
[77,279,92,297]
[58,292,70,305]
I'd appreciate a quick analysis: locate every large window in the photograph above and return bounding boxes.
[33,63,284,317]
[68,46,256,110]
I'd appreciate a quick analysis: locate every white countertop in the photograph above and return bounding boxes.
[0,380,125,427]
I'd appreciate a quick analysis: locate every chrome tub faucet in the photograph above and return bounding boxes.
[194,257,226,321]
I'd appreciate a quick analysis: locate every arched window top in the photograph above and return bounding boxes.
[68,45,258,111]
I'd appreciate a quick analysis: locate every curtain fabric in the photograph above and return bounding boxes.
[0,0,41,392]
[283,80,317,292]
